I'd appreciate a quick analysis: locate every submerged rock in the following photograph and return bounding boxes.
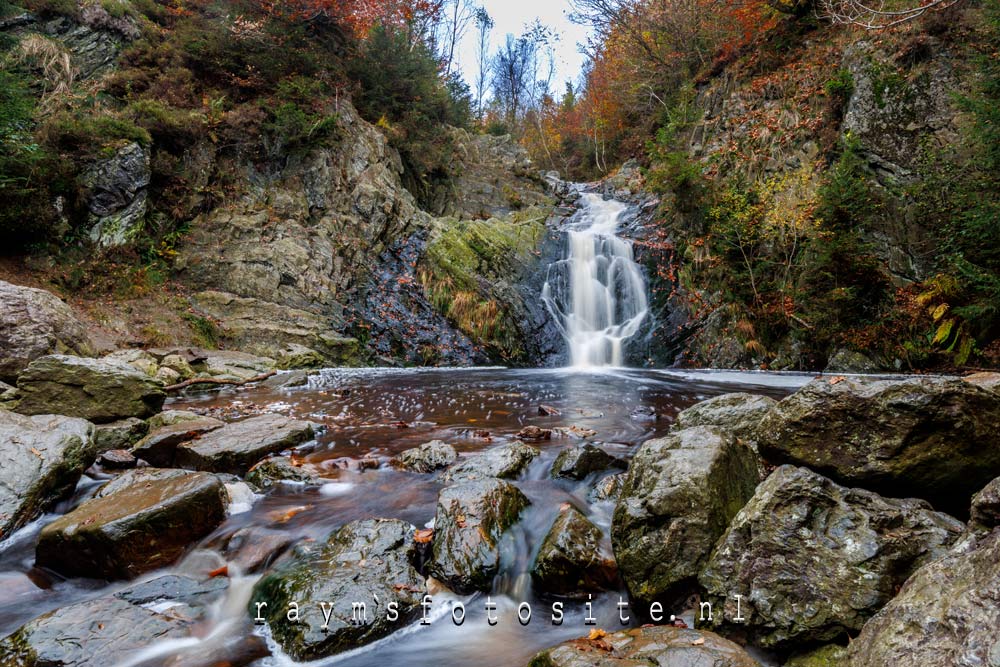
[699,465,964,649]
[757,376,1000,513]
[0,411,96,539]
[174,414,314,475]
[612,426,759,607]
[36,469,227,580]
[550,444,625,480]
[440,442,539,483]
[528,626,760,667]
[428,479,530,593]
[131,415,224,466]
[532,506,617,596]
[843,529,1000,667]
[251,518,424,661]
[16,355,165,423]
[390,440,458,473]
[246,456,326,488]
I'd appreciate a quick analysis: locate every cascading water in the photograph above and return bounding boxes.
[542,192,650,368]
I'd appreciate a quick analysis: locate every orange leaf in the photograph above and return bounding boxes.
[414,528,434,544]
[208,565,229,578]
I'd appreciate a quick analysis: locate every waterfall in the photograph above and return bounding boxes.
[542,192,649,368]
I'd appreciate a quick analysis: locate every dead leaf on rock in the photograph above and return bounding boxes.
[830,376,846,385]
[588,628,606,641]
[208,565,229,578]
[414,528,433,543]
[267,505,312,524]
[691,637,705,646]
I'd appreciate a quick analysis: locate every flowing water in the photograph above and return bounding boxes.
[542,193,649,368]
[0,367,813,667]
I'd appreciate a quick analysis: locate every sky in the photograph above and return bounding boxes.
[451,0,593,99]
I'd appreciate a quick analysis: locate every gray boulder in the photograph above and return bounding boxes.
[612,426,759,607]
[0,411,96,539]
[673,393,776,439]
[699,465,964,649]
[16,355,165,423]
[757,376,1000,513]
[970,477,1000,530]
[36,468,227,580]
[0,280,95,383]
[550,444,625,480]
[532,506,617,596]
[174,414,314,475]
[246,456,327,488]
[440,442,539,483]
[428,479,530,593]
[824,348,880,373]
[528,626,761,667]
[250,518,424,660]
[390,440,458,473]
[92,417,148,453]
[131,415,224,466]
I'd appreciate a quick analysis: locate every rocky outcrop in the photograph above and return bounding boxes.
[551,444,626,480]
[80,141,150,247]
[699,465,963,649]
[531,506,617,596]
[36,468,227,580]
[440,442,540,483]
[251,518,424,661]
[390,440,457,473]
[174,414,314,475]
[131,415,224,466]
[0,411,96,539]
[0,281,96,383]
[428,479,530,593]
[843,528,1000,667]
[756,376,1000,512]
[528,626,761,667]
[612,426,760,607]
[15,355,165,422]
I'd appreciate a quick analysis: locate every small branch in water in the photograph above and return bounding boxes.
[164,371,277,392]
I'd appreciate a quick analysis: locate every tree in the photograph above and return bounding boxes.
[473,7,493,121]
[816,0,963,29]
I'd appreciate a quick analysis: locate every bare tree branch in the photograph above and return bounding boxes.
[816,0,963,29]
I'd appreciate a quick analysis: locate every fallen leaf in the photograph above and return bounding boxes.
[30,447,43,459]
[208,565,229,578]
[830,376,846,385]
[267,505,313,523]
[691,637,705,646]
[588,628,607,641]
[414,528,434,543]
[558,502,572,512]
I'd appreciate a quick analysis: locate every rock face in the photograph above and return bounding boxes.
[251,518,424,660]
[756,376,1000,512]
[174,414,314,475]
[36,469,227,580]
[612,427,760,607]
[970,477,1000,530]
[843,529,1000,667]
[428,479,530,593]
[440,442,540,483]
[699,465,964,649]
[0,281,96,382]
[673,393,776,438]
[0,411,96,539]
[532,506,617,596]
[80,141,151,247]
[528,626,761,667]
[16,355,165,422]
[550,444,626,480]
[131,415,224,466]
[390,440,458,473]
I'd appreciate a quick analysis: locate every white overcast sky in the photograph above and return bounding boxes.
[451,0,593,96]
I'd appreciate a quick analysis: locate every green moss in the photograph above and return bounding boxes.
[182,313,218,349]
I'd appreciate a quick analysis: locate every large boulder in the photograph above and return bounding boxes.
[528,626,760,667]
[699,465,964,649]
[843,529,1000,667]
[0,411,96,539]
[36,469,227,580]
[0,281,95,383]
[174,414,314,475]
[756,376,1000,513]
[92,417,148,453]
[250,518,424,661]
[428,479,530,593]
[440,442,540,483]
[390,440,458,473]
[612,426,759,607]
[550,444,625,480]
[970,477,1000,530]
[531,505,617,596]
[131,415,224,466]
[16,355,165,423]
[673,393,776,438]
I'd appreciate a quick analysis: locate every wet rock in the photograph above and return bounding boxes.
[970,476,1000,530]
[175,414,314,475]
[159,353,195,379]
[36,469,227,580]
[629,406,657,422]
[16,355,165,423]
[551,444,625,480]
[98,449,135,469]
[92,417,147,453]
[94,466,192,498]
[246,456,325,488]
[272,343,325,370]
[116,573,228,607]
[538,404,560,416]
[843,529,1000,667]
[673,393,776,439]
[440,442,540,483]
[0,412,96,539]
[146,409,205,430]
[612,426,760,608]
[428,479,530,593]
[532,506,617,596]
[699,465,964,649]
[131,415,224,466]
[824,348,880,373]
[784,645,848,667]
[589,472,626,502]
[390,440,458,473]
[527,626,760,667]
[517,425,552,441]
[262,370,316,389]
[222,526,296,573]
[103,349,159,376]
[756,376,1000,512]
[193,350,276,381]
[0,280,96,383]
[251,518,424,660]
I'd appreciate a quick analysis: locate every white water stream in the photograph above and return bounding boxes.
[542,192,649,368]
